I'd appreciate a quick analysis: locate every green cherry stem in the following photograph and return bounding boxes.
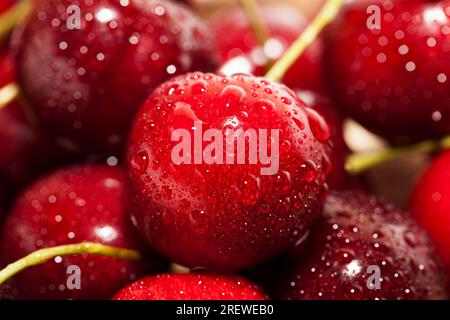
[345,136,450,175]
[265,0,343,82]
[0,242,142,285]
[239,0,269,49]
[0,0,32,42]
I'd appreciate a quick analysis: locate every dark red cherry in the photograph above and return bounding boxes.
[0,50,14,87]
[127,72,331,271]
[212,3,324,91]
[0,182,5,219]
[277,191,448,300]
[325,0,450,143]
[13,0,217,155]
[410,150,450,284]
[113,273,268,300]
[0,51,69,190]
[0,164,168,300]
[0,280,19,300]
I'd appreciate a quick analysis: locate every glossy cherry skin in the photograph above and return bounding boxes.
[410,150,450,284]
[0,164,168,300]
[212,3,324,92]
[127,72,331,271]
[0,51,70,190]
[277,191,448,300]
[13,0,217,156]
[113,273,268,300]
[325,0,450,143]
[295,90,348,190]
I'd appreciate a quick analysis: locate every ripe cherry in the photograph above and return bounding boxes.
[212,3,324,92]
[13,0,217,155]
[0,164,167,300]
[277,191,448,300]
[0,183,5,219]
[0,0,15,14]
[218,52,347,188]
[410,150,450,284]
[127,72,331,271]
[0,51,69,190]
[113,273,268,300]
[295,90,348,189]
[0,48,14,87]
[0,279,19,300]
[325,0,450,143]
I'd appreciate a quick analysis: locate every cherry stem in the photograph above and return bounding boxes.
[0,0,32,42]
[345,136,450,175]
[265,0,343,82]
[0,242,142,285]
[0,83,19,110]
[239,0,269,50]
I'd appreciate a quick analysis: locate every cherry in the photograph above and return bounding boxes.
[217,47,348,189]
[0,182,5,218]
[127,72,331,271]
[0,49,14,86]
[277,191,448,300]
[325,0,450,143]
[295,90,348,189]
[0,280,19,300]
[0,50,69,190]
[218,72,347,188]
[410,150,450,284]
[0,164,168,300]
[0,0,15,15]
[212,3,324,91]
[13,0,217,155]
[113,273,268,300]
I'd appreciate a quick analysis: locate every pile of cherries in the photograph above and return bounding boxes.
[0,0,449,300]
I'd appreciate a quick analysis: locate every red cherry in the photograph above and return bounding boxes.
[212,3,324,91]
[277,191,448,300]
[410,150,450,284]
[113,273,268,300]
[0,280,19,300]
[0,164,168,300]
[295,90,348,190]
[13,0,217,155]
[0,50,14,87]
[0,51,69,190]
[0,0,15,14]
[127,72,331,271]
[0,182,5,218]
[325,0,450,143]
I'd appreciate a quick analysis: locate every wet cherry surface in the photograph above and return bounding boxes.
[127,72,331,271]
[325,0,450,143]
[295,90,348,190]
[113,273,268,300]
[0,164,167,300]
[13,0,217,155]
[410,150,450,284]
[277,191,448,300]
[213,3,324,91]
